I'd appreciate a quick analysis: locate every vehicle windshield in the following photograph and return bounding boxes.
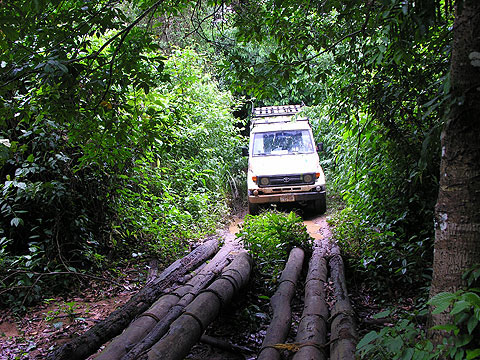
[252,130,314,156]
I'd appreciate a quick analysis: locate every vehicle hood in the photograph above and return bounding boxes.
[249,153,320,176]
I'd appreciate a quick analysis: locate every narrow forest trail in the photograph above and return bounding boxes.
[183,211,357,360]
[0,211,358,360]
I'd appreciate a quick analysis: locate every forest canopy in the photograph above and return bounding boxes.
[0,0,450,304]
[1,0,480,356]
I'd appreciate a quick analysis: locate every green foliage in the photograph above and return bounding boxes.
[111,48,244,261]
[428,272,480,358]
[0,0,245,311]
[0,0,455,317]
[236,210,312,280]
[357,289,480,360]
[357,312,439,360]
[212,0,450,293]
[358,267,480,359]
[302,103,438,290]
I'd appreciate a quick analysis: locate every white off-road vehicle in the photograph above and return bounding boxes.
[245,105,326,215]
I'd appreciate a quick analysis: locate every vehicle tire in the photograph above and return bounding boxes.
[313,195,326,214]
[248,202,259,215]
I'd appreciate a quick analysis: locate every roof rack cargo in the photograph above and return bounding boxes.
[251,104,308,128]
[252,104,303,117]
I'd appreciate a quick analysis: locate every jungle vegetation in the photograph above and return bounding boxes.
[1,0,479,357]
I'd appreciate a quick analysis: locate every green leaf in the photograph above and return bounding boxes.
[431,324,458,332]
[11,217,23,227]
[451,300,470,315]
[429,292,456,314]
[455,334,472,347]
[463,292,480,307]
[357,330,381,349]
[373,309,391,319]
[466,349,480,360]
[385,336,403,353]
[467,316,479,334]
[400,348,414,360]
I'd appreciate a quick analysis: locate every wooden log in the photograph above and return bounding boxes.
[48,239,219,360]
[116,244,237,360]
[329,254,357,360]
[258,247,305,360]
[293,246,328,360]
[181,261,208,283]
[95,293,184,360]
[141,250,252,360]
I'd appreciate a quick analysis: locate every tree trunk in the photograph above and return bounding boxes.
[118,243,237,360]
[329,254,357,360]
[293,247,328,360]
[429,0,480,339]
[142,250,252,360]
[258,247,305,360]
[48,239,219,360]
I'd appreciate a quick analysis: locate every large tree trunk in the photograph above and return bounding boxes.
[142,250,252,360]
[118,243,238,360]
[429,0,480,337]
[258,247,305,360]
[97,243,236,360]
[329,254,357,360]
[293,246,328,360]
[48,239,219,360]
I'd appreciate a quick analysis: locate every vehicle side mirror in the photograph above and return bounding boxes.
[241,147,249,156]
[317,142,324,152]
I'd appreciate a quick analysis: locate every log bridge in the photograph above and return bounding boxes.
[47,237,357,360]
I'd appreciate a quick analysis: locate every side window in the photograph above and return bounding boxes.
[302,132,313,152]
[263,134,274,153]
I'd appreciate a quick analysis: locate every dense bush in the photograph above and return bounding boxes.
[302,101,439,290]
[236,210,312,281]
[212,0,448,295]
[0,46,244,310]
[357,266,480,359]
[112,48,245,261]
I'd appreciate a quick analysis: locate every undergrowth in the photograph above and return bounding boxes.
[357,265,480,360]
[328,205,433,292]
[236,210,312,283]
[0,48,245,312]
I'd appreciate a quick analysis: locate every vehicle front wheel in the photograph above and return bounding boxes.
[248,202,259,215]
[313,195,326,214]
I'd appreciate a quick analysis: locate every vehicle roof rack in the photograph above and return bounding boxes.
[250,104,308,128]
[252,104,303,117]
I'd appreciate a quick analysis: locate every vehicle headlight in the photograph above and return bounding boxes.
[303,174,313,183]
[260,177,270,186]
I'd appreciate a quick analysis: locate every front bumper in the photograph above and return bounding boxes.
[248,191,326,204]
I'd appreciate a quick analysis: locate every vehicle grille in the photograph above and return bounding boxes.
[257,174,315,188]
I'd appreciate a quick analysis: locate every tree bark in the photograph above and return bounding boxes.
[429,0,480,339]
[293,247,328,360]
[48,239,219,360]
[258,247,305,360]
[142,250,252,360]
[118,243,237,360]
[329,254,357,360]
